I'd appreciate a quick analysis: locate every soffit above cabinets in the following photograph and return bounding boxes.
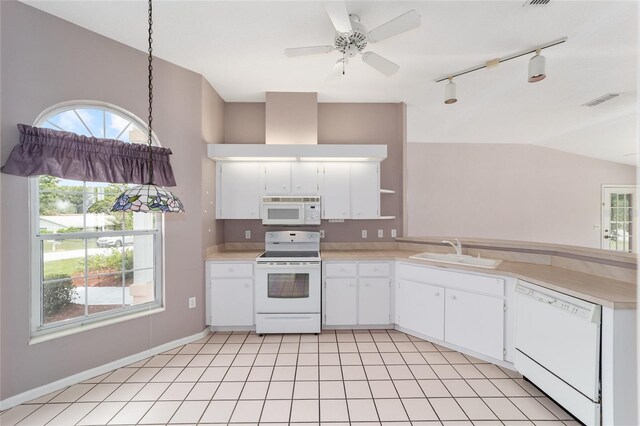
[207,144,387,162]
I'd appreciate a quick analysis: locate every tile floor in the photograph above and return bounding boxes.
[1,329,580,426]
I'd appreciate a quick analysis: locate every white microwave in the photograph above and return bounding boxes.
[261,196,321,225]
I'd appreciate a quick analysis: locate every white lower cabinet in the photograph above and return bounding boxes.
[358,278,390,325]
[207,262,254,327]
[396,279,444,340]
[323,261,392,327]
[396,262,507,361]
[325,278,357,325]
[444,288,504,360]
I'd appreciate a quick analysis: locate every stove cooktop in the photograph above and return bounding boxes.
[257,250,320,259]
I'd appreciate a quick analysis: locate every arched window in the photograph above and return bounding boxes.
[31,102,163,339]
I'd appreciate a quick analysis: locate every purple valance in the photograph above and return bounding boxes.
[1,124,177,186]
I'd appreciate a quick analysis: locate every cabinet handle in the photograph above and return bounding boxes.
[451,295,457,300]
[228,268,234,272]
[435,292,440,296]
[282,185,286,189]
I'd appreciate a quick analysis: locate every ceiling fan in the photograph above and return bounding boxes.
[284,3,421,77]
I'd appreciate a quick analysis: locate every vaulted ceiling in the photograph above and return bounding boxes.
[22,1,638,164]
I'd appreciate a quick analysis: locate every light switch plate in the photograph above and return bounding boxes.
[320,230,325,238]
[391,229,397,238]
[188,297,196,309]
[378,229,383,238]
[245,230,251,239]
[362,230,367,239]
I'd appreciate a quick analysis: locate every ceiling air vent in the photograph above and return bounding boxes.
[523,0,551,6]
[581,93,621,107]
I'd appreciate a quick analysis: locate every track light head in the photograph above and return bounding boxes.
[444,77,457,104]
[528,49,546,83]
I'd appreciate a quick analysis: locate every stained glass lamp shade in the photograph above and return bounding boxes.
[112,183,184,213]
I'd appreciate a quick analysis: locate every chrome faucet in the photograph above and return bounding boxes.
[442,239,462,255]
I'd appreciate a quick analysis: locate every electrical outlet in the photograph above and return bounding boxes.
[245,230,251,239]
[593,224,600,230]
[391,229,397,238]
[188,297,196,309]
[320,230,325,238]
[361,230,367,239]
[378,229,383,238]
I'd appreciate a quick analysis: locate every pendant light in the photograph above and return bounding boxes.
[112,0,184,213]
[528,48,546,83]
[444,77,457,104]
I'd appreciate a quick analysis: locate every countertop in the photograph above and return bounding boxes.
[206,248,637,310]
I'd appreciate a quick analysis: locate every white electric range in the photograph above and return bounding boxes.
[255,231,321,334]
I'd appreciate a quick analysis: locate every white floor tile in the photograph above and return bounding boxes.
[482,398,528,420]
[107,401,153,424]
[230,399,264,423]
[132,383,170,401]
[168,400,208,423]
[418,379,452,397]
[16,403,68,426]
[199,400,236,423]
[104,383,146,402]
[442,380,477,397]
[266,381,294,399]
[348,399,379,421]
[393,379,423,397]
[320,380,346,399]
[159,382,195,401]
[291,399,319,422]
[455,397,497,420]
[77,401,126,425]
[294,380,320,399]
[47,402,98,426]
[0,404,42,426]
[370,380,399,398]
[509,397,557,420]
[466,379,503,397]
[138,401,180,424]
[77,384,119,402]
[429,398,468,421]
[261,399,292,422]
[402,398,438,421]
[212,381,244,400]
[376,398,409,421]
[320,399,349,422]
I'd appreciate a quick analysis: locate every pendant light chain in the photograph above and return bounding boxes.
[147,0,154,184]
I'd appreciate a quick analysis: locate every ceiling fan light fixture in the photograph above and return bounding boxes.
[528,49,546,83]
[444,78,457,104]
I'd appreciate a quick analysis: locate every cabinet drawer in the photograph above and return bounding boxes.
[398,263,503,297]
[209,262,253,278]
[325,262,357,277]
[358,262,390,277]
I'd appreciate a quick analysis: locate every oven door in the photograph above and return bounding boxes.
[255,262,320,313]
[261,203,304,225]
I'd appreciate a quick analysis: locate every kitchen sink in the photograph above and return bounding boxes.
[408,252,503,269]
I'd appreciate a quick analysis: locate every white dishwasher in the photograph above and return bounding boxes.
[515,281,601,426]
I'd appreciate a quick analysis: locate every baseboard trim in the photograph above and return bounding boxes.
[0,328,209,411]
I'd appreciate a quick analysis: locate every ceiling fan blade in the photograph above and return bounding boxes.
[284,45,336,57]
[367,10,421,43]
[323,1,353,34]
[361,52,400,76]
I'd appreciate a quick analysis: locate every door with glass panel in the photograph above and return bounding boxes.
[602,186,637,252]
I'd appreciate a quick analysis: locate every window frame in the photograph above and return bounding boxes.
[30,101,165,341]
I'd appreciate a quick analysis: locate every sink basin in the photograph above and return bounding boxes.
[409,252,503,269]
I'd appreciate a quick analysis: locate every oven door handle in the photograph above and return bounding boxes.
[256,262,320,270]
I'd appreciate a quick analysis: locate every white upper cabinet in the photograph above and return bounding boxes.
[291,162,320,195]
[321,163,351,219]
[350,162,380,219]
[217,162,261,219]
[263,163,291,194]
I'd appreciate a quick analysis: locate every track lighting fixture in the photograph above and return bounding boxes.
[444,77,457,104]
[528,49,546,83]
[435,37,566,104]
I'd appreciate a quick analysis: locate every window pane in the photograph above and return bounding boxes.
[87,243,123,276]
[42,239,85,281]
[124,212,157,231]
[127,268,155,306]
[131,235,154,270]
[79,273,125,315]
[119,124,147,145]
[42,277,82,325]
[48,110,91,137]
[105,112,131,139]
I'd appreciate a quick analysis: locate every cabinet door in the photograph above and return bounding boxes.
[359,278,390,325]
[322,163,351,219]
[210,278,254,326]
[325,278,357,325]
[350,162,379,219]
[291,162,319,195]
[445,288,504,360]
[217,163,261,219]
[263,163,291,194]
[396,279,444,340]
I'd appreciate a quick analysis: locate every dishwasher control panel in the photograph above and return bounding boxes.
[515,284,600,323]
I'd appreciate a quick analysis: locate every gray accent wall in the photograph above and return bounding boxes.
[406,143,637,248]
[222,102,405,242]
[0,1,224,400]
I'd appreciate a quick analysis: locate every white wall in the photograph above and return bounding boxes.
[407,143,637,248]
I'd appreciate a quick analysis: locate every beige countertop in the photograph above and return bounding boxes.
[206,247,637,310]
